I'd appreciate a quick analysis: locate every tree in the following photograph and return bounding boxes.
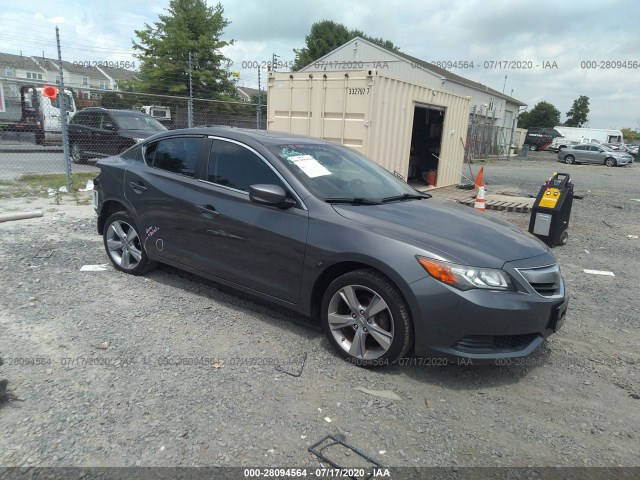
[517,101,561,129]
[517,110,530,129]
[250,91,267,106]
[131,0,236,99]
[292,20,400,71]
[564,95,590,127]
[98,92,135,109]
[621,128,640,141]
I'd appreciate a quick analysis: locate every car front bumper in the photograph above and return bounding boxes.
[408,259,568,361]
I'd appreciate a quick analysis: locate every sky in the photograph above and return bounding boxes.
[1,0,639,129]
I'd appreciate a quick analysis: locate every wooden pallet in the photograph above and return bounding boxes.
[457,197,532,213]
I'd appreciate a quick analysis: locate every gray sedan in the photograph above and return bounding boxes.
[94,128,568,366]
[558,144,633,166]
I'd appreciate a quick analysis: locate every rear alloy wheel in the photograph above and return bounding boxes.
[564,155,575,165]
[70,143,84,164]
[604,157,616,167]
[103,212,156,275]
[321,269,412,367]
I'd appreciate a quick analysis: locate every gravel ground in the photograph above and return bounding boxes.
[0,152,639,470]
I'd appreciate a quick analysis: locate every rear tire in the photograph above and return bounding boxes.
[320,269,413,367]
[103,211,156,275]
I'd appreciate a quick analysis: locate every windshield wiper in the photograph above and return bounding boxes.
[381,192,431,203]
[325,197,381,205]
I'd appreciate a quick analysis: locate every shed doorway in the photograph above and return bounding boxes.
[408,104,445,187]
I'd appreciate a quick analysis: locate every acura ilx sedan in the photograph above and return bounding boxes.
[94,128,568,367]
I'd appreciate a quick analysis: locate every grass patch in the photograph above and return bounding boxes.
[18,172,96,190]
[0,173,97,200]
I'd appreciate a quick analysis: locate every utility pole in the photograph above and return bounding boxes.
[187,51,193,128]
[272,53,280,72]
[55,26,71,191]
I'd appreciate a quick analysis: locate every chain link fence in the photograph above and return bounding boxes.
[465,111,516,161]
[0,79,266,184]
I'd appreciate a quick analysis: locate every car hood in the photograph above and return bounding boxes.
[332,199,550,268]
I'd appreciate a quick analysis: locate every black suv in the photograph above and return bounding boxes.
[68,107,167,163]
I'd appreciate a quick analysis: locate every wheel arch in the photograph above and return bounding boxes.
[308,260,416,328]
[97,199,132,235]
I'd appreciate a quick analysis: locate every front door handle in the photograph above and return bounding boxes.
[128,181,147,194]
[195,204,219,219]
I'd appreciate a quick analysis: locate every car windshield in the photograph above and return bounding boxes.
[267,143,422,202]
[113,113,167,131]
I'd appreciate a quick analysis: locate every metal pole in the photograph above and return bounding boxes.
[257,67,261,130]
[187,51,193,128]
[508,109,519,157]
[55,26,71,191]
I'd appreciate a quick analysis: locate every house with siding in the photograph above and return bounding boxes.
[299,37,527,151]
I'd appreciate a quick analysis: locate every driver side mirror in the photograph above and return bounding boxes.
[249,184,295,209]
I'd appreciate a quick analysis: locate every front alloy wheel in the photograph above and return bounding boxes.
[103,212,155,275]
[321,269,412,367]
[564,155,575,165]
[604,157,616,167]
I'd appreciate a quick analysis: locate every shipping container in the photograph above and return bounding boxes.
[267,70,470,188]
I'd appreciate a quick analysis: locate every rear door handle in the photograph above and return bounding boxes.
[195,204,219,219]
[128,181,147,193]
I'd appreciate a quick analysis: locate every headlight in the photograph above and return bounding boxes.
[417,256,515,291]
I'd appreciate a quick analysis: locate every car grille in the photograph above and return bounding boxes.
[516,264,563,297]
[452,334,541,354]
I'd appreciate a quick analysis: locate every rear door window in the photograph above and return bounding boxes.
[149,138,200,178]
[121,144,144,162]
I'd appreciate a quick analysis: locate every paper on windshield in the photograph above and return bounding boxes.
[288,154,332,178]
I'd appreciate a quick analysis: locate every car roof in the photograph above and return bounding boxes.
[82,107,150,117]
[150,127,338,146]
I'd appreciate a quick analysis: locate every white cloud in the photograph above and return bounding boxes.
[1,0,638,127]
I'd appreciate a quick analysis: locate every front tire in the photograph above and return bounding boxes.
[103,212,156,275]
[604,157,616,167]
[564,155,575,165]
[320,269,413,367]
[530,144,537,151]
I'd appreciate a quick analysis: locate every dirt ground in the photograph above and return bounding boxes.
[0,154,638,474]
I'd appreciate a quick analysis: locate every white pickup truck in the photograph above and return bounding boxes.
[551,126,624,152]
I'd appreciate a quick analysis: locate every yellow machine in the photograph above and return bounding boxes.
[528,173,574,247]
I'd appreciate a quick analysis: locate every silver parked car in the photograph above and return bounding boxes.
[557,144,633,167]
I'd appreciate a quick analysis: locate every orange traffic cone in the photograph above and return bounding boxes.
[473,167,486,212]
